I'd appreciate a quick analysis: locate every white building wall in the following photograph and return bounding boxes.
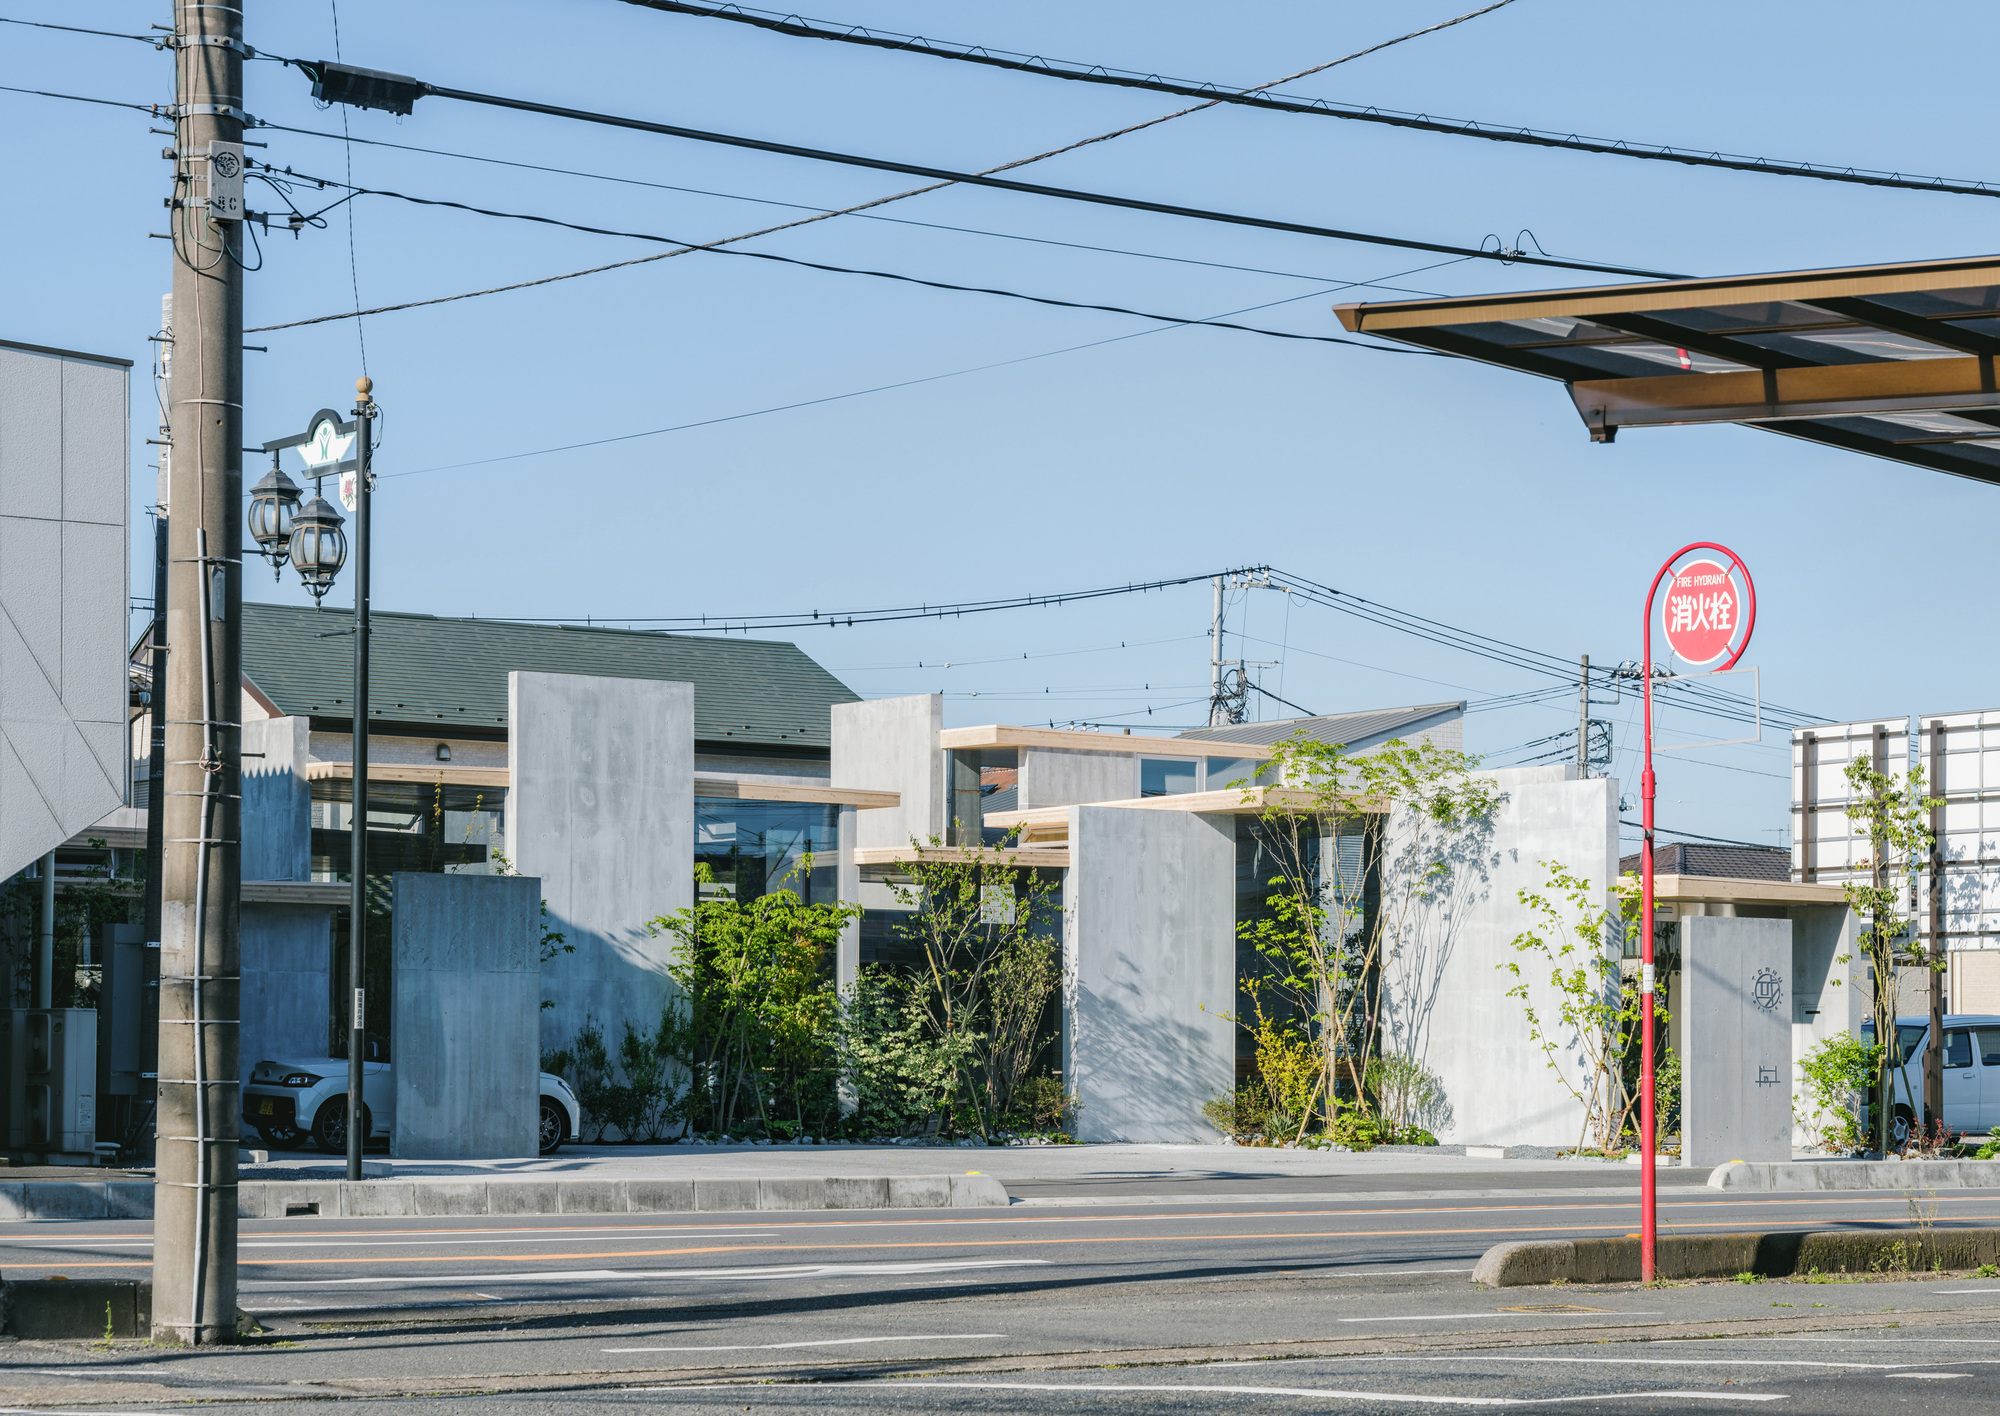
[0,342,130,882]
[1377,766,1620,1148]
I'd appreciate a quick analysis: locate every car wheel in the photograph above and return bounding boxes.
[539,1098,569,1155]
[1892,1103,1915,1147]
[260,1122,308,1151]
[313,1099,369,1154]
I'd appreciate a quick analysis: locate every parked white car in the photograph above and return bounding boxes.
[242,1058,582,1156]
[1862,1013,2000,1143]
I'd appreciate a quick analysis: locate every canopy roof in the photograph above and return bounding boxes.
[1334,254,2000,485]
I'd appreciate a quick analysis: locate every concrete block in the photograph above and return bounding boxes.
[758,1177,826,1210]
[393,873,541,1160]
[510,672,694,1059]
[949,1174,1009,1207]
[488,1181,560,1215]
[1683,917,1793,1167]
[3,1279,149,1338]
[14,1183,109,1220]
[886,1175,952,1208]
[103,1183,152,1219]
[694,1177,760,1213]
[823,1176,890,1210]
[1066,806,1236,1143]
[1709,1159,2000,1191]
[626,1179,696,1213]
[339,1182,416,1217]
[558,1180,627,1214]
[1477,1226,2000,1286]
[0,1183,28,1220]
[237,1184,268,1220]
[414,1182,493,1217]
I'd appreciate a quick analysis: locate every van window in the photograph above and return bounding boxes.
[1945,1029,1974,1069]
[1978,1030,2000,1067]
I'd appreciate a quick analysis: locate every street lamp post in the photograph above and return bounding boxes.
[252,380,375,1183]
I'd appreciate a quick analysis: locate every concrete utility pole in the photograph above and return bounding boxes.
[1576,655,1590,779]
[1208,576,1226,726]
[152,0,245,1345]
[141,294,173,1166]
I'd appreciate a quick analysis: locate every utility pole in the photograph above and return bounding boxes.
[1208,576,1226,726]
[140,294,172,1167]
[1576,655,1590,779]
[346,380,375,1182]
[152,0,245,1346]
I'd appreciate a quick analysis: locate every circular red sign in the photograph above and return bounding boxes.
[1660,558,1743,665]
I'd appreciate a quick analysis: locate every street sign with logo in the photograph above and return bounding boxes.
[1660,557,1749,666]
[300,415,355,473]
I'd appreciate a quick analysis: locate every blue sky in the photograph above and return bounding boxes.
[9,0,1998,852]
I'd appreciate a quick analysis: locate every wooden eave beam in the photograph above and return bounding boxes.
[939,724,1274,760]
[1569,355,2000,432]
[300,761,901,807]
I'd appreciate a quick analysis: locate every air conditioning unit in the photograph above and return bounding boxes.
[2,1010,98,1159]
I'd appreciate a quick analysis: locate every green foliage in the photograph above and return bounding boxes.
[1503,862,1664,1154]
[649,862,857,1136]
[1837,756,1941,1152]
[1202,1083,1273,1142]
[1974,1128,2000,1162]
[1369,1052,1445,1137]
[835,968,967,1133]
[562,1016,619,1143]
[1228,733,1495,1134]
[1794,1032,1879,1155]
[1652,1045,1681,1147]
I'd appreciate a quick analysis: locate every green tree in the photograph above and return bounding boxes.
[1838,755,1940,1152]
[1233,734,1497,1130]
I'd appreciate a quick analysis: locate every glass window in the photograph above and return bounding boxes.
[1207,756,1274,790]
[1977,1029,2000,1067]
[1892,1023,1929,1064]
[695,798,839,904]
[1140,758,1197,797]
[1945,1029,1974,1069]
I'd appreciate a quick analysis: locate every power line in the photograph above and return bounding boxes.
[617,0,2000,203]
[284,59,1682,279]
[246,167,1444,350]
[1618,820,1785,851]
[256,121,1456,296]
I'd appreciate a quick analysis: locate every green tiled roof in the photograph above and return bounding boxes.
[242,603,859,751]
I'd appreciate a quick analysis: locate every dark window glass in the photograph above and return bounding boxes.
[1140,758,1197,798]
[1945,1029,1974,1069]
[695,798,839,904]
[1977,1029,2000,1067]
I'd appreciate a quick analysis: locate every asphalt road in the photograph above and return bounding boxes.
[9,1184,2000,1413]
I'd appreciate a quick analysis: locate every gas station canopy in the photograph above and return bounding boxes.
[1334,254,2000,486]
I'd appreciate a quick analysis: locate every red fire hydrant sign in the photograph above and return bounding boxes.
[1660,558,1741,665]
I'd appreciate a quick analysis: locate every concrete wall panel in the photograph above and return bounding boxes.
[508,671,693,1055]
[1378,767,1618,1148]
[0,344,128,882]
[391,873,540,1159]
[241,716,311,882]
[833,694,942,850]
[1020,747,1135,811]
[1683,916,1794,1166]
[239,905,333,1080]
[1064,805,1236,1143]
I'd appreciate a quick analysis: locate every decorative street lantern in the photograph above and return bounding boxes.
[246,453,303,579]
[286,491,348,604]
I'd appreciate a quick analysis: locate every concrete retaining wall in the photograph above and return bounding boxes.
[509,671,694,1056]
[1477,1225,2000,1286]
[392,873,541,1159]
[0,1173,1006,1221]
[1064,805,1236,1143]
[1711,1159,2000,1190]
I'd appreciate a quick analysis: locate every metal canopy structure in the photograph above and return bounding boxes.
[1334,254,2000,486]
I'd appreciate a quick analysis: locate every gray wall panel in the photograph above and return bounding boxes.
[1683,916,1794,1166]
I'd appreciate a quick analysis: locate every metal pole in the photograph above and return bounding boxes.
[1208,575,1225,727]
[1639,609,1657,1284]
[141,493,168,1164]
[152,0,243,1346]
[36,852,54,1009]
[346,379,375,1182]
[1576,655,1590,779]
[1928,719,1946,1136]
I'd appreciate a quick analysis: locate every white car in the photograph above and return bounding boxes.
[243,1057,582,1156]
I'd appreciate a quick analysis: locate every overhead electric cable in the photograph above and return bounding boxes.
[0,81,162,115]
[256,121,1453,295]
[617,0,2000,202]
[285,59,1681,279]
[248,167,1441,348]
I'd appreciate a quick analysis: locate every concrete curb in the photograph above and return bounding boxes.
[0,1174,1008,1222]
[1710,1160,2000,1191]
[1474,1226,2000,1286]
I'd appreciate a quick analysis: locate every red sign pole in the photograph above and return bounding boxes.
[1639,543,1755,1283]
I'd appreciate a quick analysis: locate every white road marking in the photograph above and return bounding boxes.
[239,1258,1052,1289]
[603,1333,1006,1353]
[1323,1354,1917,1371]
[641,1379,1787,1405]
[1336,1312,1662,1323]
[1931,1287,2000,1294]
[1901,1373,1969,1379]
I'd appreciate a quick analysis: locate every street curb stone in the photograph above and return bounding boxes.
[1474,1225,2000,1285]
[1710,1159,2000,1190]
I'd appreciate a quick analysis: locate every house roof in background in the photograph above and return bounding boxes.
[240,603,859,751]
[1618,842,1791,882]
[1177,701,1464,750]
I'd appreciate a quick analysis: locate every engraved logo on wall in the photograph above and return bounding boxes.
[1751,966,1784,1014]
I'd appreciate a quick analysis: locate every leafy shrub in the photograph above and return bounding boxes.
[1203,1082,1274,1141]
[1794,1033,1878,1155]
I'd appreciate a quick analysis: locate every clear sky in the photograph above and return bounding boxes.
[9,0,1997,853]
